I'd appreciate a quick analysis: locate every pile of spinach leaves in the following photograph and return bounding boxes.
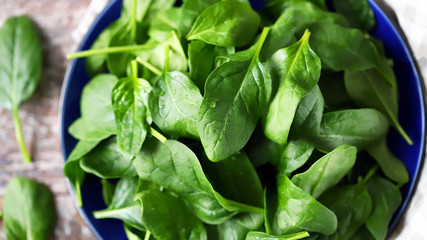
[66,0,412,239]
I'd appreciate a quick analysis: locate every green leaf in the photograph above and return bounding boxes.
[198,27,272,161]
[365,177,402,240]
[106,24,134,77]
[314,109,389,152]
[187,0,260,47]
[137,189,207,240]
[182,0,220,14]
[318,181,373,240]
[291,145,357,198]
[332,0,375,31]
[149,71,202,138]
[101,179,116,206]
[245,127,285,167]
[3,177,56,240]
[68,117,116,141]
[318,71,351,108]
[350,225,375,240]
[0,16,42,163]
[278,139,314,176]
[246,231,310,240]
[94,177,145,231]
[266,175,337,235]
[134,138,235,224]
[188,40,216,90]
[80,137,138,178]
[148,8,198,41]
[218,213,264,240]
[264,30,321,144]
[112,76,152,159]
[367,137,409,184]
[344,62,412,145]
[124,224,145,240]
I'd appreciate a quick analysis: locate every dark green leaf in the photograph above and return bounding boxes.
[278,139,315,176]
[198,28,272,161]
[3,177,56,240]
[188,40,216,90]
[218,213,264,240]
[291,145,357,198]
[246,231,310,240]
[332,0,375,31]
[264,30,321,144]
[266,175,337,235]
[80,137,137,178]
[149,71,202,138]
[101,179,116,206]
[149,8,198,41]
[350,225,375,240]
[106,25,134,77]
[187,0,260,47]
[318,71,352,109]
[245,127,285,167]
[137,189,207,240]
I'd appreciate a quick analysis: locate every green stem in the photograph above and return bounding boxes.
[164,44,170,73]
[144,231,151,240]
[286,231,310,240]
[131,0,137,41]
[253,27,271,60]
[12,105,31,163]
[395,123,413,145]
[67,43,156,59]
[150,127,167,143]
[0,210,3,219]
[136,57,162,76]
[131,60,138,79]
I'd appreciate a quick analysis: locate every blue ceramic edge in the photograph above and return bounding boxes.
[369,0,426,231]
[59,0,121,239]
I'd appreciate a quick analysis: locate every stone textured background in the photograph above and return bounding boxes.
[0,0,95,239]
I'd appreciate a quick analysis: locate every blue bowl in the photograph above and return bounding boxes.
[60,0,426,239]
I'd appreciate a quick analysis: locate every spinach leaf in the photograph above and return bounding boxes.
[332,0,375,31]
[291,145,357,198]
[3,177,56,240]
[344,62,412,145]
[188,40,216,90]
[134,138,235,224]
[318,71,352,109]
[314,109,389,152]
[94,177,145,231]
[112,68,152,159]
[68,117,116,141]
[217,213,264,240]
[367,137,409,184]
[198,27,272,161]
[101,179,116,206]
[246,231,310,240]
[187,0,261,47]
[202,152,264,208]
[106,24,134,77]
[81,137,137,178]
[182,0,220,14]
[64,140,100,207]
[124,224,145,240]
[148,8,198,41]
[149,71,202,138]
[264,30,321,144]
[365,177,401,240]
[245,127,285,167]
[266,175,337,235]
[0,16,42,163]
[137,189,207,240]
[318,179,373,240]
[278,139,315,176]
[350,225,375,240]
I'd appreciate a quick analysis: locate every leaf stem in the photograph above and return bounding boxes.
[131,60,138,79]
[12,105,31,163]
[67,43,156,59]
[136,57,162,76]
[150,128,167,143]
[253,27,271,60]
[286,231,310,240]
[131,0,137,41]
[395,123,413,145]
[144,231,151,240]
[164,44,170,73]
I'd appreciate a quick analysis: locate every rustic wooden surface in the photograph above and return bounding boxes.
[0,0,96,239]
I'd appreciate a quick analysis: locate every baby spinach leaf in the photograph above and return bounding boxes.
[94,177,145,231]
[101,179,116,206]
[245,127,285,167]
[187,0,261,47]
[365,177,401,240]
[307,22,378,72]
[0,16,42,163]
[106,25,134,77]
[112,74,152,159]
[318,180,373,240]
[188,40,216,90]
[332,0,375,31]
[314,109,389,152]
[264,30,321,145]
[3,177,56,240]
[64,140,100,207]
[246,231,310,240]
[149,71,202,138]
[278,139,314,176]
[134,138,235,224]
[198,27,272,161]
[137,189,207,240]
[81,137,138,178]
[318,71,352,109]
[266,175,337,235]
[202,152,264,209]
[344,62,412,145]
[350,225,375,240]
[367,138,409,184]
[291,145,357,198]
[68,117,116,141]
[124,224,145,240]
[217,213,264,240]
[149,8,198,41]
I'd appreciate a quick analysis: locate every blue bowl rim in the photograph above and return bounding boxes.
[59,0,427,238]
